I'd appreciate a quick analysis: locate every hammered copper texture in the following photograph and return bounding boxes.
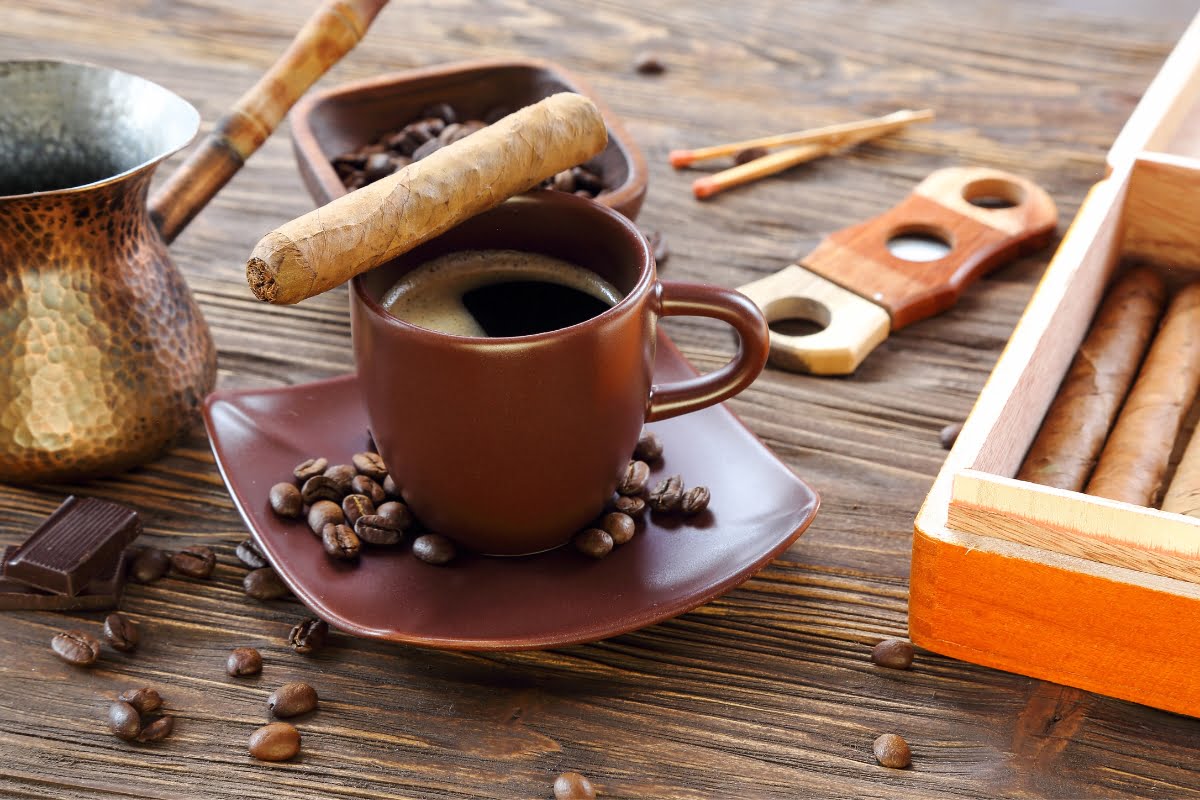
[0,168,216,481]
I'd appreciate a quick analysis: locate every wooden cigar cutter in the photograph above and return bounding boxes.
[736,167,1058,375]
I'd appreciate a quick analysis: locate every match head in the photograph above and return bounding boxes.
[669,149,696,168]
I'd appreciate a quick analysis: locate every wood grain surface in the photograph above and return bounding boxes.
[1,1,1198,797]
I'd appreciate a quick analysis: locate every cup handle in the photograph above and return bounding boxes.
[647,281,770,422]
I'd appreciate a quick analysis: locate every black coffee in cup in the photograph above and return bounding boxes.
[381,249,622,337]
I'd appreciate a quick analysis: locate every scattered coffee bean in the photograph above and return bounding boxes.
[268,682,319,718]
[734,146,769,165]
[103,612,139,653]
[355,514,405,546]
[51,629,100,666]
[412,533,455,565]
[613,495,646,517]
[412,137,443,161]
[249,722,301,762]
[648,475,685,512]
[363,151,394,181]
[618,460,651,495]
[227,647,263,677]
[269,482,303,518]
[236,538,269,570]
[351,474,386,505]
[633,429,663,462]
[288,617,329,655]
[244,567,291,601]
[871,638,915,670]
[323,463,357,494]
[129,547,170,584]
[873,733,912,769]
[301,475,342,505]
[293,457,328,482]
[600,512,635,545]
[553,771,597,800]
[377,501,413,529]
[341,494,375,526]
[171,546,216,579]
[422,102,456,124]
[137,715,175,743]
[307,500,344,535]
[322,523,361,560]
[939,422,962,450]
[552,169,577,193]
[634,51,666,74]
[645,230,670,265]
[352,451,388,481]
[382,474,400,497]
[119,687,163,714]
[108,700,141,741]
[680,486,710,515]
[574,528,614,559]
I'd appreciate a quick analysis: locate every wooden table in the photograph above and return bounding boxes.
[2,1,1198,797]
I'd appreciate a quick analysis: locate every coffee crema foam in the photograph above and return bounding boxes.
[381,249,623,337]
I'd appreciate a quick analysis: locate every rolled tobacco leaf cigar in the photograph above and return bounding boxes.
[1163,423,1200,516]
[1086,281,1200,506]
[247,92,608,304]
[1017,267,1166,490]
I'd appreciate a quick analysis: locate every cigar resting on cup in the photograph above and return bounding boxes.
[246,92,608,304]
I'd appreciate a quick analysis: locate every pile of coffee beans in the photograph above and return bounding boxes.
[127,544,216,584]
[332,103,609,198]
[108,687,174,743]
[223,645,321,761]
[51,611,141,667]
[572,428,713,559]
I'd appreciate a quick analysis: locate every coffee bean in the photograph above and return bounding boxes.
[171,546,215,579]
[613,495,646,517]
[939,422,962,450]
[552,169,576,193]
[355,514,405,546]
[269,483,303,518]
[103,612,139,653]
[871,638,915,670]
[269,682,319,718]
[412,138,443,161]
[680,486,710,515]
[129,547,170,584]
[873,733,912,769]
[288,617,329,655]
[618,460,650,495]
[293,457,328,482]
[573,167,604,193]
[307,500,344,535]
[634,51,666,74]
[244,567,290,600]
[119,687,163,714]
[734,146,769,165]
[574,528,614,559]
[646,230,670,265]
[382,474,400,497]
[323,464,357,494]
[649,475,685,512]
[412,533,455,565]
[633,429,663,462]
[600,512,636,545]
[137,715,175,743]
[249,722,301,762]
[236,539,269,570]
[364,151,394,181]
[352,451,388,481]
[351,474,386,505]
[376,501,413,529]
[421,102,457,124]
[108,701,141,741]
[322,523,361,560]
[300,478,339,508]
[51,630,100,666]
[227,647,263,677]
[553,771,596,800]
[341,494,375,526]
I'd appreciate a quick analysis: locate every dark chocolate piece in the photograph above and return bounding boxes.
[0,546,130,611]
[3,496,141,595]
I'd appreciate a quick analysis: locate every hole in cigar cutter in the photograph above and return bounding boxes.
[763,297,831,338]
[886,225,952,262]
[962,177,1025,209]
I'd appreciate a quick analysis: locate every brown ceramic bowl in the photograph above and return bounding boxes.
[289,58,648,218]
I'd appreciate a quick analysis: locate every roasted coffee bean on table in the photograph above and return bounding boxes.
[939,422,963,450]
[618,460,651,495]
[129,546,171,584]
[244,567,291,600]
[680,485,711,515]
[103,612,139,652]
[322,523,361,560]
[307,500,344,535]
[412,533,456,565]
[288,617,329,655]
[873,733,912,769]
[382,474,400,498]
[612,495,646,518]
[734,146,770,165]
[553,771,597,800]
[600,512,636,545]
[354,514,405,546]
[249,721,301,762]
[268,482,302,518]
[351,474,386,504]
[301,475,343,505]
[51,630,101,666]
[268,682,318,718]
[574,528,614,559]
[323,463,358,494]
[171,546,216,579]
[341,493,375,526]
[119,687,163,714]
[633,51,667,74]
[227,647,263,677]
[633,429,663,462]
[293,457,328,482]
[137,715,175,743]
[871,638,915,670]
[108,701,141,741]
[376,501,412,529]
[236,538,270,570]
[352,451,388,481]
[648,474,685,512]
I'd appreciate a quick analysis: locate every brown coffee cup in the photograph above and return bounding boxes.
[351,192,768,555]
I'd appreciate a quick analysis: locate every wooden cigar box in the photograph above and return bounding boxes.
[910,13,1200,717]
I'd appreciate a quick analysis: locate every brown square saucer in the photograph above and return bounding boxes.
[288,58,649,219]
[202,333,818,651]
